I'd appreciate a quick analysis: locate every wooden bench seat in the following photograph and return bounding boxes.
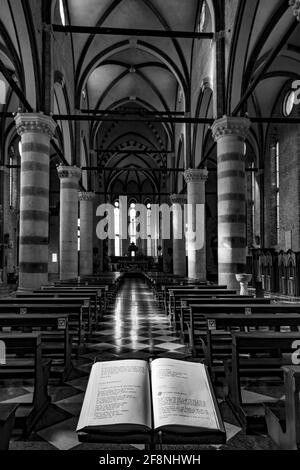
[0,304,87,350]
[0,332,51,437]
[164,286,236,317]
[265,365,300,449]
[202,314,300,370]
[38,286,104,313]
[0,313,72,381]
[28,291,101,325]
[187,303,300,357]
[13,294,96,330]
[179,297,271,336]
[0,404,18,450]
[224,332,300,431]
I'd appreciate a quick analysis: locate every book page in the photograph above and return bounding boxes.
[151,358,220,431]
[77,359,151,431]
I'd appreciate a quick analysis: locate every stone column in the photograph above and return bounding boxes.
[79,192,95,276]
[57,165,81,280]
[212,116,251,289]
[170,194,187,276]
[15,112,56,291]
[184,168,208,281]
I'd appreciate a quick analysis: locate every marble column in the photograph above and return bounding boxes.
[212,116,251,289]
[170,194,187,276]
[57,165,81,280]
[15,112,56,290]
[184,168,208,281]
[79,191,95,276]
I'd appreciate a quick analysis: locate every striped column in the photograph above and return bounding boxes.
[79,192,95,276]
[15,112,56,291]
[212,116,251,289]
[184,168,208,281]
[57,165,81,280]
[170,194,187,276]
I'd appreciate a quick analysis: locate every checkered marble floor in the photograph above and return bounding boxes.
[3,278,278,450]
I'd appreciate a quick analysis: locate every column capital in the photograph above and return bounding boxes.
[170,194,187,205]
[78,191,95,202]
[184,168,208,184]
[57,164,81,181]
[212,116,251,142]
[290,0,300,21]
[15,112,56,138]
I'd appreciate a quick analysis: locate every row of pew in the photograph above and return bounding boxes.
[146,272,300,450]
[0,273,123,448]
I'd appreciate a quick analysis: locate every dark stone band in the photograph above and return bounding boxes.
[19,262,48,274]
[20,210,48,222]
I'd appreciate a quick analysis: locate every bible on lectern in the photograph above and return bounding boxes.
[76,358,225,443]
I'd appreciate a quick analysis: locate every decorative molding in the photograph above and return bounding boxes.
[290,0,300,21]
[201,76,212,92]
[78,191,95,202]
[170,194,187,205]
[212,116,251,142]
[15,112,56,138]
[184,168,208,184]
[57,165,81,181]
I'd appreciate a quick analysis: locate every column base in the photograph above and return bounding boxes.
[18,273,49,291]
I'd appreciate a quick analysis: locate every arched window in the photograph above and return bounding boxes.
[146,203,152,256]
[197,1,206,33]
[114,201,120,256]
[59,0,66,26]
[129,202,137,251]
[283,89,295,117]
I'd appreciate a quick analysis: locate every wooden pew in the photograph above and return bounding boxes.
[38,286,104,313]
[179,297,271,339]
[13,294,95,330]
[163,285,228,314]
[27,291,100,324]
[151,278,208,305]
[54,277,121,305]
[225,332,300,431]
[203,313,300,371]
[0,332,51,436]
[0,304,86,351]
[188,303,300,358]
[51,284,112,309]
[0,404,18,450]
[265,365,300,449]
[167,288,237,321]
[169,291,254,325]
[0,313,72,381]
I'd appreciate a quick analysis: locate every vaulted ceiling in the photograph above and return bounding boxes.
[61,0,202,197]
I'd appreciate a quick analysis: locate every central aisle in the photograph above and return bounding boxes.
[90,277,189,359]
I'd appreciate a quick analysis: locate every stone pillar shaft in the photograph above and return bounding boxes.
[15,112,56,290]
[57,165,81,280]
[170,194,187,276]
[212,116,251,289]
[79,192,95,276]
[184,168,208,281]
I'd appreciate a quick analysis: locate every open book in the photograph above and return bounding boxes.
[76,358,225,443]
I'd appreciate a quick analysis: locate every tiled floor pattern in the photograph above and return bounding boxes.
[2,278,279,450]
